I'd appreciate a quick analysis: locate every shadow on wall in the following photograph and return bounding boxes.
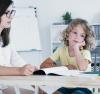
[92,12,100,24]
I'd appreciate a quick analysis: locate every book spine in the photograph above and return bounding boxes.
[96,63,100,72]
[91,63,95,72]
[91,63,100,72]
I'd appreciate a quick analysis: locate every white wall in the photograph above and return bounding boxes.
[11,7,41,51]
[13,0,100,65]
[33,0,100,59]
[18,51,43,67]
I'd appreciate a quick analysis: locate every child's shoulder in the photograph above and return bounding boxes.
[56,46,68,52]
[81,49,91,54]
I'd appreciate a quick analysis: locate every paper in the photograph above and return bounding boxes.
[34,66,99,77]
[41,66,81,76]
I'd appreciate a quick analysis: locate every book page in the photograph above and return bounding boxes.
[42,66,81,76]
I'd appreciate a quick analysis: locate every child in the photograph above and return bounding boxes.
[40,18,96,94]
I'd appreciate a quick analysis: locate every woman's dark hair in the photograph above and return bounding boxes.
[0,0,13,47]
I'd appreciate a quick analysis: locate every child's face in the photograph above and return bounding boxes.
[68,25,86,46]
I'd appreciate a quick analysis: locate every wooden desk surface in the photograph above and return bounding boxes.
[0,75,100,88]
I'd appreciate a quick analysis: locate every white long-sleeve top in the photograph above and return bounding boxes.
[0,43,34,90]
[0,44,26,67]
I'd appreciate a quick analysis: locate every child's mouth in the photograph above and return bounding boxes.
[7,21,11,23]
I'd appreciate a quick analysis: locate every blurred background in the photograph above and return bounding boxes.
[11,0,100,67]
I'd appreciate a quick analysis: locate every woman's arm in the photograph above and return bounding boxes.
[40,58,57,68]
[0,64,37,76]
[0,66,21,75]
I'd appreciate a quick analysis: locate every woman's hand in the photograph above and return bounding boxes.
[19,64,38,76]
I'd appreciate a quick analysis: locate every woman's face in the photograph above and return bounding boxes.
[0,4,15,29]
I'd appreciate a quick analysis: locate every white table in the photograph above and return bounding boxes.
[0,75,100,94]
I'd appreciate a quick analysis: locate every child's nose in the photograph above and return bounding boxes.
[75,36,81,42]
[75,35,79,40]
[76,34,81,39]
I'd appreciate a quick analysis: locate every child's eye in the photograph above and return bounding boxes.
[73,31,77,34]
[81,35,85,38]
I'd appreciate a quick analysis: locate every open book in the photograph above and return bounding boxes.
[33,66,82,76]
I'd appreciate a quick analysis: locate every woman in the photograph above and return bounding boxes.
[0,0,37,76]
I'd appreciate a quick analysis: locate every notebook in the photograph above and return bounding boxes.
[33,66,81,76]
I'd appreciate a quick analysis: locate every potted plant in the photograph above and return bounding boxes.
[62,12,72,24]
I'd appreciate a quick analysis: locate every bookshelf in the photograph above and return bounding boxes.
[92,24,100,47]
[50,24,67,54]
[90,24,100,68]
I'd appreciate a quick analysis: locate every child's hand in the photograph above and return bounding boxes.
[20,64,38,76]
[74,41,85,50]
[40,58,57,68]
[40,62,56,68]
[66,64,77,70]
[80,41,85,47]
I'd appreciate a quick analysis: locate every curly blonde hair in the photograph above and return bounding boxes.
[61,18,96,50]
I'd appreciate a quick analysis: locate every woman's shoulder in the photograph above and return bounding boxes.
[3,43,16,52]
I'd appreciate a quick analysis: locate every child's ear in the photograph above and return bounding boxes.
[80,46,83,50]
[66,33,69,38]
